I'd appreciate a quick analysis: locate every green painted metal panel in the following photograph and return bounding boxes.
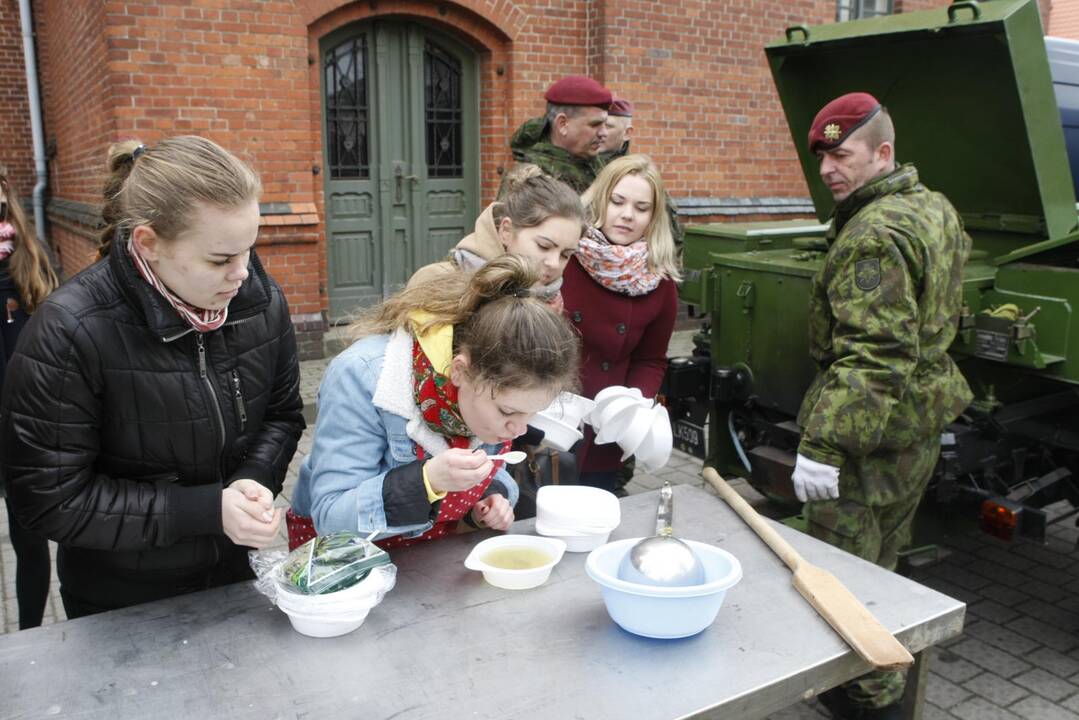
[766,0,1077,244]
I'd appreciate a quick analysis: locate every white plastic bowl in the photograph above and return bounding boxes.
[586,538,742,639]
[536,485,621,530]
[281,608,370,638]
[634,405,673,472]
[529,411,584,452]
[534,520,612,552]
[464,534,566,590]
[541,392,596,428]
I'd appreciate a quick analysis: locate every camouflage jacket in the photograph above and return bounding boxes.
[796,164,973,468]
[504,116,603,195]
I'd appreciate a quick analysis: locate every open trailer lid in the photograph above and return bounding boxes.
[766,0,1077,241]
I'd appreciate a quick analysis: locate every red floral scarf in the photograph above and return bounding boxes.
[412,338,471,438]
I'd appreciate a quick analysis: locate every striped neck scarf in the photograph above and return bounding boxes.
[127,235,228,333]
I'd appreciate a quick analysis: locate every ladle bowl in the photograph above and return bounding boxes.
[616,481,705,587]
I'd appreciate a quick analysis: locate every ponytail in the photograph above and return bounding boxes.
[352,254,580,393]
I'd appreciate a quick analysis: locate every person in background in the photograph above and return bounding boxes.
[410,164,585,311]
[0,137,304,618]
[599,96,634,159]
[793,92,971,720]
[562,154,681,493]
[0,170,59,629]
[288,255,581,549]
[503,75,612,195]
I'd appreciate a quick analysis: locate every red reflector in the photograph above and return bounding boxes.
[980,498,1020,541]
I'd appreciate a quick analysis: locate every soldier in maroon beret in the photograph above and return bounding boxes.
[504,75,612,195]
[808,91,893,201]
[600,95,634,156]
[796,91,972,720]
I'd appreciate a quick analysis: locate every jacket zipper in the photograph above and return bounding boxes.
[196,334,227,465]
[231,370,247,431]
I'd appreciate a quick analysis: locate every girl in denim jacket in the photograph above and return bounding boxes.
[289,255,580,549]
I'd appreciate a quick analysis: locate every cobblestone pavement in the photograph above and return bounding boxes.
[3,334,1079,720]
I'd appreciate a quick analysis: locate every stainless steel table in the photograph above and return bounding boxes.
[0,485,964,719]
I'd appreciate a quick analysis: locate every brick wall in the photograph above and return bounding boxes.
[0,0,34,199]
[1050,0,1079,38]
[22,0,1067,359]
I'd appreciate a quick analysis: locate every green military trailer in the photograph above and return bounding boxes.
[665,0,1079,543]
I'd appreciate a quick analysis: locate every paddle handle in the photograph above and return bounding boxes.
[703,466,804,572]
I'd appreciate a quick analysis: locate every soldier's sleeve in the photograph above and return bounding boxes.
[797,228,920,466]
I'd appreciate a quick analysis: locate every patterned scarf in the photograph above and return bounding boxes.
[127,234,228,333]
[576,226,662,296]
[412,339,472,439]
[0,222,16,259]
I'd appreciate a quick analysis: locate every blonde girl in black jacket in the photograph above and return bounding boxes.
[0,137,304,618]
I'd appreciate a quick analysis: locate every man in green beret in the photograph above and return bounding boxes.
[794,92,972,720]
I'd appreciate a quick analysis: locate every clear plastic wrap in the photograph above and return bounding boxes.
[250,532,397,624]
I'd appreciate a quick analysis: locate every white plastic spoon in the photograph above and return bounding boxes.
[487,450,528,464]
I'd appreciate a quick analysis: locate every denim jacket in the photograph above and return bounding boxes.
[291,329,518,539]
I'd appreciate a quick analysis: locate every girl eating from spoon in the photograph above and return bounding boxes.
[288,255,581,550]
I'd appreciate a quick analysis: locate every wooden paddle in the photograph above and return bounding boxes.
[702,466,914,671]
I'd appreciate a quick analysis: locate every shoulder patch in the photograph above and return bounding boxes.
[854,257,881,291]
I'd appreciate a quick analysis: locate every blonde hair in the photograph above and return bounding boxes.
[493,163,586,236]
[353,254,580,394]
[581,154,681,281]
[98,136,261,257]
[0,173,59,313]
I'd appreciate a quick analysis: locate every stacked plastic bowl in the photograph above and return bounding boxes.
[590,386,673,473]
[534,485,621,552]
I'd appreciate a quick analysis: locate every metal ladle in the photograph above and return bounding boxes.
[617,481,706,587]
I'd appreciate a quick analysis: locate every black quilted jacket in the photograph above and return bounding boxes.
[0,246,304,601]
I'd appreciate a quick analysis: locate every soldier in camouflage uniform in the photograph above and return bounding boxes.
[501,75,612,197]
[504,84,684,250]
[793,93,973,720]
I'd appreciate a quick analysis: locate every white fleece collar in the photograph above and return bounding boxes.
[371,328,482,455]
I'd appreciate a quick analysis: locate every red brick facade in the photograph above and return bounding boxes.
[0,1,34,203]
[0,0,1062,357]
[1050,0,1079,38]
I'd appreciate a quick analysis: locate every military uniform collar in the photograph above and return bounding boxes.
[830,163,920,237]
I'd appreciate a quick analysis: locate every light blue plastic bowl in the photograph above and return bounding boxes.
[585,538,743,639]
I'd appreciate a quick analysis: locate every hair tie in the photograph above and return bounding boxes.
[506,287,531,299]
[131,145,147,161]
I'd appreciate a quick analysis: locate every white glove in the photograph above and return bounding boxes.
[791,454,840,502]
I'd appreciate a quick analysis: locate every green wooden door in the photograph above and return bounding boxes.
[321,22,479,321]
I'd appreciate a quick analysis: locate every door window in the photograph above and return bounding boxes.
[424,42,463,178]
[325,36,370,179]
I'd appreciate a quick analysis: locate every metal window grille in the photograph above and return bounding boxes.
[837,0,893,21]
[324,36,370,179]
[424,42,463,178]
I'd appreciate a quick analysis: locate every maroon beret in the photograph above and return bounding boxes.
[544,76,612,108]
[808,92,882,152]
[608,96,634,117]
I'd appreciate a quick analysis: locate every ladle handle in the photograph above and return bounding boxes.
[656,481,674,537]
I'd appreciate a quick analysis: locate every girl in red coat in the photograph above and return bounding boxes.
[562,154,681,492]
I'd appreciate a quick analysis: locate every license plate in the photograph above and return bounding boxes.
[672,419,707,459]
